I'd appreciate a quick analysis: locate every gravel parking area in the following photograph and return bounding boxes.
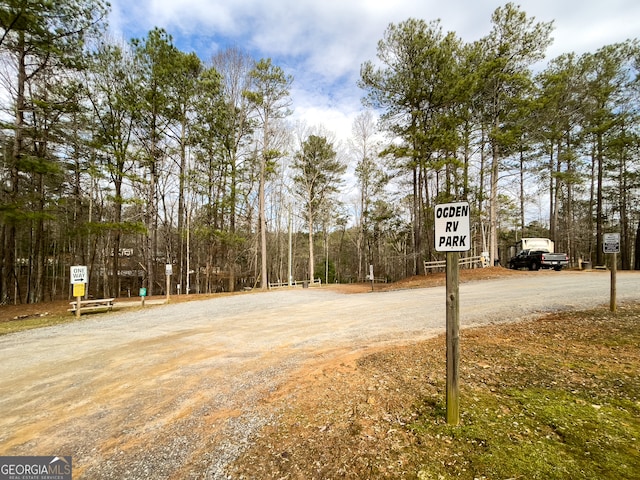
[0,270,637,478]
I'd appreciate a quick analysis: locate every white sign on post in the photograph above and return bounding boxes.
[434,202,471,252]
[603,233,620,254]
[70,265,88,284]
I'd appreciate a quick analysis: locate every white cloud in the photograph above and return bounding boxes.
[108,0,640,142]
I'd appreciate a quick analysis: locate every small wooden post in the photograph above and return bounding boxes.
[72,282,85,319]
[610,252,617,313]
[165,264,172,303]
[370,264,374,292]
[446,251,460,425]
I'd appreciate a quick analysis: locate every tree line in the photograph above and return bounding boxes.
[1,1,638,304]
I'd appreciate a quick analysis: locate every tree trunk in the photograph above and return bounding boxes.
[308,211,314,282]
[548,143,555,240]
[634,218,640,270]
[519,148,525,232]
[31,172,46,304]
[489,140,499,266]
[596,133,604,266]
[259,153,268,290]
[619,154,630,270]
[112,175,123,298]
[2,31,26,304]
[227,156,237,292]
[412,163,420,274]
[478,127,487,256]
[565,132,574,264]
[0,225,6,303]
[552,139,562,243]
[146,160,156,296]
[177,122,187,294]
[587,144,596,261]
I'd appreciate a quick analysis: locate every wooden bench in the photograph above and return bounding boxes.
[68,298,115,314]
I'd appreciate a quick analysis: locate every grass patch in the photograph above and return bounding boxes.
[410,305,640,480]
[0,314,80,336]
[412,388,639,479]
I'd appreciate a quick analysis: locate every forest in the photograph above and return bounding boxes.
[1,1,639,304]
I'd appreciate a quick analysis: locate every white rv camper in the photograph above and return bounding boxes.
[509,238,555,259]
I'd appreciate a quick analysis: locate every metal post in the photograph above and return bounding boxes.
[446,251,460,425]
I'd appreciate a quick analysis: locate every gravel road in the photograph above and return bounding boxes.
[0,271,637,478]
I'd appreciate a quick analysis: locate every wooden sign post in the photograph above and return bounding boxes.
[165,264,173,303]
[70,265,88,318]
[435,202,470,425]
[603,233,620,313]
[73,283,85,318]
[370,264,374,291]
[445,250,460,424]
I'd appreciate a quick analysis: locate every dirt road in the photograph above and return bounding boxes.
[0,271,637,478]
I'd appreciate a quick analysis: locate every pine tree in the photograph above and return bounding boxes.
[292,135,345,282]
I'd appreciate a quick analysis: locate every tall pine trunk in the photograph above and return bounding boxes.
[307,212,314,282]
[634,219,640,270]
[2,32,26,303]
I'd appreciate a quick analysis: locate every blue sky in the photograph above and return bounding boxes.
[108,0,640,142]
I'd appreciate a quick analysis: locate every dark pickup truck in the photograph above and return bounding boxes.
[508,249,569,271]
